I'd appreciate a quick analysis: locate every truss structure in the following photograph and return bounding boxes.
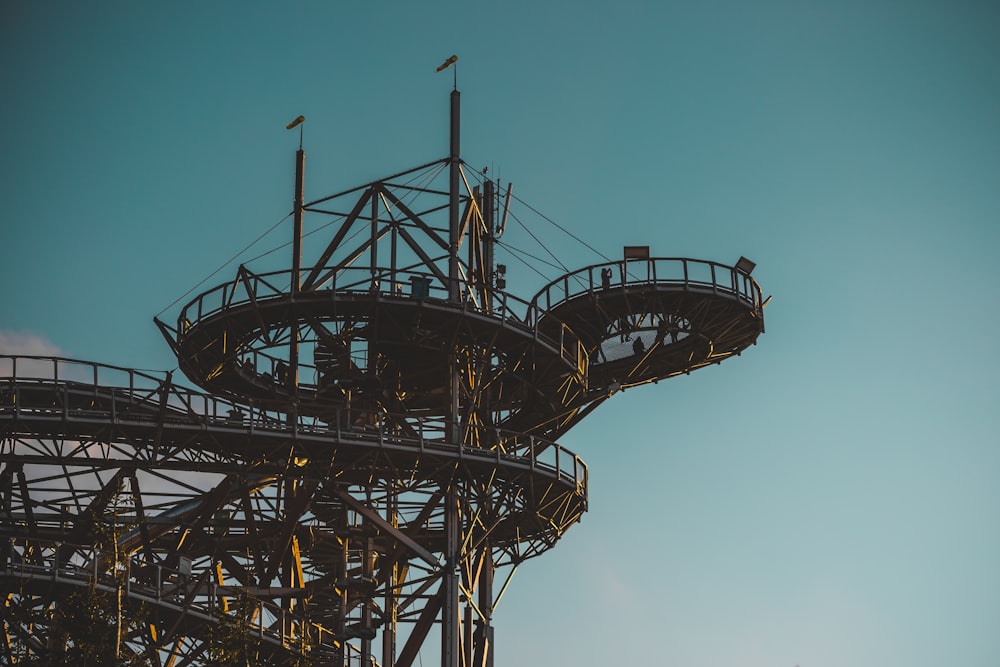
[1,88,765,666]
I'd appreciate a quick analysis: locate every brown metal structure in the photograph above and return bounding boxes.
[0,87,765,666]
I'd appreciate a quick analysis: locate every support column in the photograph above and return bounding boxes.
[463,605,474,667]
[441,489,461,667]
[475,523,494,667]
[362,536,373,665]
[382,489,398,667]
[339,535,349,667]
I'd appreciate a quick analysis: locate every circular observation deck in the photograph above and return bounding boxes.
[531,257,765,391]
[162,266,588,418]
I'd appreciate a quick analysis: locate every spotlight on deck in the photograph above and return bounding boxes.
[735,256,757,276]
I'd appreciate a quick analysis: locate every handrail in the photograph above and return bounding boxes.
[1,356,588,489]
[170,266,588,374]
[0,354,170,388]
[529,257,764,315]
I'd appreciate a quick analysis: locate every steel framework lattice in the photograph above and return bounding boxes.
[0,88,765,666]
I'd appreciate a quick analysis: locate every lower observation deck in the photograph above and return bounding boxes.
[0,356,586,556]
[1,355,587,664]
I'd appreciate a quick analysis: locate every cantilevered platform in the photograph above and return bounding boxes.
[533,257,764,388]
[495,257,765,439]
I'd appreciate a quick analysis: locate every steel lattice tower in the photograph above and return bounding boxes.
[0,85,765,666]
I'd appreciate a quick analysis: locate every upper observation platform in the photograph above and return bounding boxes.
[532,256,765,392]
[489,253,765,439]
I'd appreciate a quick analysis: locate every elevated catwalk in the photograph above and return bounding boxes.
[1,84,764,667]
[1,356,584,665]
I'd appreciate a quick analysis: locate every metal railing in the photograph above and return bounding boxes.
[1,356,588,490]
[529,257,764,315]
[171,265,588,377]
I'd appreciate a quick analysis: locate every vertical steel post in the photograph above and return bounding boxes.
[371,186,379,289]
[448,89,461,303]
[292,148,305,291]
[390,204,399,295]
[442,489,460,667]
[468,185,480,299]
[476,544,494,667]
[339,535,349,667]
[444,85,463,667]
[483,179,495,313]
[463,605,474,667]
[362,536,373,665]
[290,148,305,397]
[383,488,398,667]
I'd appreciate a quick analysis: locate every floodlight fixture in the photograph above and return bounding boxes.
[735,256,756,276]
[624,245,650,260]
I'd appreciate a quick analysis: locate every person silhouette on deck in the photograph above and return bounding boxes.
[601,267,612,290]
[632,336,645,356]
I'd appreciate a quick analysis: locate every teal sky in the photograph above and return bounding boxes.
[3,2,999,666]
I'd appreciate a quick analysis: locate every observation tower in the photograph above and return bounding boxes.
[0,76,766,666]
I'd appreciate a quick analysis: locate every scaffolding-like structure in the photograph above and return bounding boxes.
[0,86,765,666]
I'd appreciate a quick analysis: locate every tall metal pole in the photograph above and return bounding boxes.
[290,147,305,397]
[293,148,304,291]
[448,89,461,304]
[286,147,305,657]
[443,85,462,667]
[483,179,495,313]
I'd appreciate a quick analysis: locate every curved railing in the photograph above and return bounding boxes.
[0,354,170,393]
[0,356,588,490]
[170,266,588,376]
[529,257,764,316]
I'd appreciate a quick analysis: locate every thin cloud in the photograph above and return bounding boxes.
[0,331,63,378]
[0,330,62,356]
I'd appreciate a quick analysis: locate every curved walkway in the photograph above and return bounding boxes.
[1,356,587,544]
